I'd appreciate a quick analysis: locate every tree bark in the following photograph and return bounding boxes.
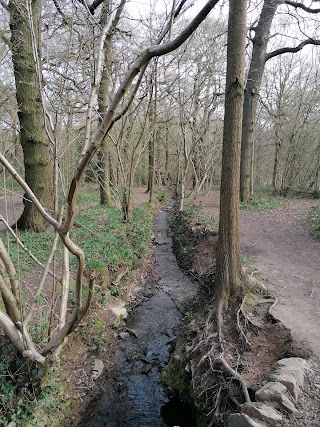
[272,127,281,190]
[215,0,246,304]
[10,0,53,231]
[240,0,281,202]
[97,1,116,206]
[147,66,157,201]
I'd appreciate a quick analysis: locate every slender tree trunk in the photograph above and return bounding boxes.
[148,136,155,200]
[272,139,281,190]
[315,141,320,195]
[10,0,53,231]
[147,70,157,200]
[215,0,246,304]
[165,141,170,185]
[240,0,281,202]
[98,3,113,206]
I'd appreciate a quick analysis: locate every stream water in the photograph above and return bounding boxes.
[77,208,199,427]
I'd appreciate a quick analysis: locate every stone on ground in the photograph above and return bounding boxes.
[255,381,298,414]
[242,402,282,426]
[228,413,267,427]
[274,357,308,388]
[92,359,104,380]
[110,306,128,320]
[270,372,300,401]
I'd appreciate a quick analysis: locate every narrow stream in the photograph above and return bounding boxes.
[77,208,199,426]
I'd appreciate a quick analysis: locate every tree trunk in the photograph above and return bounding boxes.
[148,71,157,202]
[215,0,246,304]
[10,0,53,231]
[98,3,113,206]
[240,0,281,202]
[272,138,281,190]
[147,94,156,200]
[148,136,155,199]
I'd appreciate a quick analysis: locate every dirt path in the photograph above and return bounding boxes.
[196,192,320,361]
[0,191,23,230]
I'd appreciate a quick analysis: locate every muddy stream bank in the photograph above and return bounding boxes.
[77,208,199,426]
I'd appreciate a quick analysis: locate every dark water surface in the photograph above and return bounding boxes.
[77,209,198,427]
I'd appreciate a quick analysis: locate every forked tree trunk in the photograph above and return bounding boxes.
[10,0,53,231]
[215,0,246,304]
[240,0,281,202]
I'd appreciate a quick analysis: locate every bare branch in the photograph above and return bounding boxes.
[285,0,320,13]
[266,38,320,61]
[23,230,61,327]
[0,0,9,12]
[0,31,11,48]
[89,0,104,14]
[0,238,19,298]
[0,215,56,280]
[52,0,71,24]
[0,153,59,230]
[77,0,105,15]
[0,310,25,353]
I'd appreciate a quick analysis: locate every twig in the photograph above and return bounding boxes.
[0,214,56,279]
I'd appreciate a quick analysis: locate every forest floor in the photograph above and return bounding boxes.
[193,191,320,362]
[1,188,320,426]
[1,190,319,362]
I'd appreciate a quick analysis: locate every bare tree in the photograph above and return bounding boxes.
[240,0,320,203]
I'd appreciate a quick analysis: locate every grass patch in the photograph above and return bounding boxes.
[306,203,320,238]
[155,188,169,204]
[2,188,154,277]
[240,253,253,266]
[71,202,154,272]
[183,203,219,231]
[241,186,282,211]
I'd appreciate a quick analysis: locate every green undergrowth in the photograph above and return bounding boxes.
[0,344,67,427]
[71,202,154,272]
[0,189,156,425]
[2,192,154,277]
[171,203,218,270]
[306,203,320,238]
[155,188,169,204]
[240,185,283,211]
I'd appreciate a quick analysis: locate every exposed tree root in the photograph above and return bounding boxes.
[218,354,251,403]
[267,296,279,321]
[184,295,256,426]
[236,296,252,347]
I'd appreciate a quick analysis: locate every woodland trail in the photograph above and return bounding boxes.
[1,189,320,362]
[196,192,320,361]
